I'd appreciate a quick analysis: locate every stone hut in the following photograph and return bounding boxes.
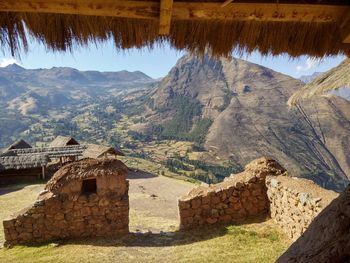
[3,158,129,245]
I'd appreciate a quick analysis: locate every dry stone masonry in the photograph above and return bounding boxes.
[178,157,286,229]
[266,175,338,240]
[277,185,350,263]
[3,159,129,245]
[178,156,339,241]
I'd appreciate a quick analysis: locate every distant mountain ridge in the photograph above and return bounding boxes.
[299,72,323,83]
[0,64,157,115]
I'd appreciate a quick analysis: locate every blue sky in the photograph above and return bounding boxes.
[0,40,346,79]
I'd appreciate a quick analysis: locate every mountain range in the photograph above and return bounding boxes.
[0,64,156,115]
[0,56,349,191]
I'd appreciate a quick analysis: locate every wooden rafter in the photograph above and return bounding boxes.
[159,0,174,35]
[340,8,350,43]
[0,0,348,24]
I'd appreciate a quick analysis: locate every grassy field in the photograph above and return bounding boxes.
[0,183,291,263]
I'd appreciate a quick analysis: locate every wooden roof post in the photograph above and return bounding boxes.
[159,0,173,35]
[42,165,46,180]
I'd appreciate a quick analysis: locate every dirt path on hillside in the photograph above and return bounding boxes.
[127,170,195,233]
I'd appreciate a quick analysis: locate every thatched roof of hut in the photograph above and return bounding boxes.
[0,0,349,57]
[288,58,350,105]
[6,139,32,151]
[0,155,49,171]
[49,136,79,148]
[0,145,87,158]
[45,158,128,192]
[82,144,124,159]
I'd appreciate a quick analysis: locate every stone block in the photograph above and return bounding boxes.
[206,217,218,224]
[180,209,195,218]
[179,200,191,210]
[211,195,221,205]
[191,198,202,209]
[219,215,232,223]
[54,213,65,221]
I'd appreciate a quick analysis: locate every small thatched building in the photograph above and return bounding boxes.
[49,136,79,148]
[3,158,129,245]
[0,154,49,185]
[82,144,124,159]
[49,136,80,164]
[6,139,32,151]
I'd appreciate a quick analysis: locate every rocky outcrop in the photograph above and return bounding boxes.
[178,157,286,229]
[3,159,129,245]
[277,185,350,263]
[266,176,338,240]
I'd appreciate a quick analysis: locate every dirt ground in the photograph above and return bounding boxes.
[127,170,195,232]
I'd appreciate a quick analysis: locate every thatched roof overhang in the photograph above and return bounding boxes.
[288,58,350,105]
[0,0,349,57]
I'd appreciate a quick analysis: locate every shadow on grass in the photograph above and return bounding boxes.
[53,216,269,248]
[0,181,44,196]
[127,169,158,180]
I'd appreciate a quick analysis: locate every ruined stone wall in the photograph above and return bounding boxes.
[266,175,338,240]
[3,159,129,245]
[3,190,129,245]
[179,158,286,229]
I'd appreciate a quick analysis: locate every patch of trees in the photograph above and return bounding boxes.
[164,155,243,184]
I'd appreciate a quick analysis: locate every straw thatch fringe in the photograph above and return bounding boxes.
[0,12,349,57]
[169,20,350,57]
[288,58,350,105]
[21,13,159,52]
[0,12,27,56]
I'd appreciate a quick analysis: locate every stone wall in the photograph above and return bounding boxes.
[3,159,129,245]
[266,175,338,240]
[178,157,286,229]
[277,185,350,263]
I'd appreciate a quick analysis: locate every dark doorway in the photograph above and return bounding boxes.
[82,178,97,195]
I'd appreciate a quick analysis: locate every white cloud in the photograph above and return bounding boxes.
[296,58,322,73]
[0,57,21,67]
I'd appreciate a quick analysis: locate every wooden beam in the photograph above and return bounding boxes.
[0,0,160,19]
[173,2,346,23]
[159,0,173,35]
[340,8,350,43]
[0,0,347,23]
